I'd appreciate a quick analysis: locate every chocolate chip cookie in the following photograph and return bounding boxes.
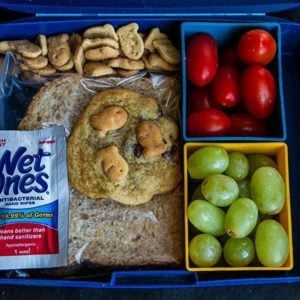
[67,88,181,205]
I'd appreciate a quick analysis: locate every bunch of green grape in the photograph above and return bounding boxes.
[187,146,289,268]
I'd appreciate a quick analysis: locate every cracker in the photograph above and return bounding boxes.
[108,57,144,70]
[48,34,71,67]
[144,27,168,53]
[83,24,118,41]
[20,63,56,76]
[153,39,180,65]
[20,70,38,80]
[82,37,119,50]
[83,62,115,77]
[85,46,120,61]
[91,106,128,137]
[117,23,144,60]
[136,120,168,158]
[96,145,129,181]
[36,34,48,56]
[143,53,179,72]
[20,63,30,71]
[21,55,48,70]
[0,41,11,54]
[0,39,42,58]
[55,58,74,71]
[74,45,85,74]
[117,69,140,77]
[35,64,57,76]
[13,40,42,58]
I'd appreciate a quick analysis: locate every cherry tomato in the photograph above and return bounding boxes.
[229,113,267,136]
[187,33,218,87]
[237,29,277,65]
[189,86,218,112]
[187,108,231,136]
[241,65,277,119]
[211,65,240,108]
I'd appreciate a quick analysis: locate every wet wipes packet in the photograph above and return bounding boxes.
[0,125,69,269]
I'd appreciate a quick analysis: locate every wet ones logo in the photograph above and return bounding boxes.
[0,147,51,195]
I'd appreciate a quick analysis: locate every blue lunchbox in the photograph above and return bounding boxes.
[0,0,300,289]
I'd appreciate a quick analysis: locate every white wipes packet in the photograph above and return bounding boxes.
[0,125,69,269]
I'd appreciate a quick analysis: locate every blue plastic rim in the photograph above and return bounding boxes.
[0,0,299,15]
[181,21,287,142]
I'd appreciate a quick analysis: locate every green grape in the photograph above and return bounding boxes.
[225,198,258,238]
[201,174,239,207]
[237,178,251,198]
[247,154,277,178]
[189,234,222,267]
[255,219,289,267]
[187,200,226,236]
[225,152,249,180]
[223,237,255,267]
[250,214,274,238]
[250,166,285,215]
[187,146,229,180]
[191,183,205,201]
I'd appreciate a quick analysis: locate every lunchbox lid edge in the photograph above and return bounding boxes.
[0,0,299,16]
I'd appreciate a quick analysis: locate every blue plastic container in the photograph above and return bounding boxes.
[1,0,300,289]
[181,22,286,142]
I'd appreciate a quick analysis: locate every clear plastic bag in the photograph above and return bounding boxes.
[0,52,184,276]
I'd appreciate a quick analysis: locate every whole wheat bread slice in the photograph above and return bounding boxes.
[18,75,91,134]
[19,74,184,275]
